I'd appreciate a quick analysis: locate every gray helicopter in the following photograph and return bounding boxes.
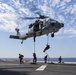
[9,14,64,44]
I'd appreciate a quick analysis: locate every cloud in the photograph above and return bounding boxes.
[59,0,71,7]
[70,5,76,15]
[50,0,60,6]
[0,13,17,32]
[20,8,34,16]
[56,14,65,22]
[11,0,21,8]
[38,5,55,18]
[63,4,76,15]
[0,3,15,13]
[64,28,76,35]
[0,13,18,21]
[0,3,17,32]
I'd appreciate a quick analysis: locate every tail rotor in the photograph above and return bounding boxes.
[15,28,20,36]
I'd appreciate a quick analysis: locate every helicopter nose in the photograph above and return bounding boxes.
[60,23,64,27]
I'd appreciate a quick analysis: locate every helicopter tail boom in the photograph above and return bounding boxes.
[9,35,19,39]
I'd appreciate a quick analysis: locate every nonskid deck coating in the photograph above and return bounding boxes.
[0,61,76,75]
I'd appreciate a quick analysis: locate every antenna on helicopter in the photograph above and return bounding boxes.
[35,12,48,19]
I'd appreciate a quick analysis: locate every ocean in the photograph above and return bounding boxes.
[1,58,76,63]
[25,58,76,62]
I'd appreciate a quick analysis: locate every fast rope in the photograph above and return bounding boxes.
[47,34,49,45]
[34,41,35,53]
[33,32,36,53]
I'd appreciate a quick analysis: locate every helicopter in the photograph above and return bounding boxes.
[9,13,64,44]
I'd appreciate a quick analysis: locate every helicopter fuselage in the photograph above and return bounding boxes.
[9,19,64,42]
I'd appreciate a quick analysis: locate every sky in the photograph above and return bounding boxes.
[0,0,76,58]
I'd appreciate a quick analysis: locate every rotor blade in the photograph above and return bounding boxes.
[39,15,48,19]
[21,15,48,20]
[21,16,48,19]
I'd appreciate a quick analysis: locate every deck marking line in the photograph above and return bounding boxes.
[36,64,47,71]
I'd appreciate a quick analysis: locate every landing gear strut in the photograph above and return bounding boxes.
[21,40,23,44]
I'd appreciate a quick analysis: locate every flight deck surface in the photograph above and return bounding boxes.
[0,61,76,75]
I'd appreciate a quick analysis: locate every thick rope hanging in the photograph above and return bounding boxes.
[33,32,36,53]
[34,41,35,53]
[47,34,49,45]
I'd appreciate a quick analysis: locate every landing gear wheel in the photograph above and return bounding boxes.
[51,33,54,37]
